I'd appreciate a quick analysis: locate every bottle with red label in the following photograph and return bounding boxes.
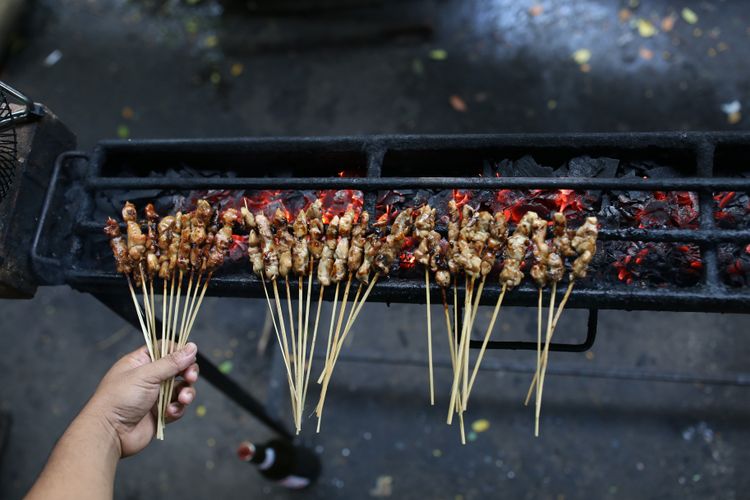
[237,439,321,489]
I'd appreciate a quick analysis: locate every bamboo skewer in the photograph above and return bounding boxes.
[261,277,295,397]
[523,288,545,406]
[465,283,507,405]
[318,281,339,385]
[524,280,574,406]
[272,279,296,409]
[461,278,474,412]
[425,269,435,405]
[441,289,457,372]
[342,282,363,344]
[534,281,557,437]
[296,276,304,431]
[315,277,352,428]
[302,286,324,412]
[447,278,473,425]
[126,276,154,359]
[315,273,379,432]
[284,278,298,400]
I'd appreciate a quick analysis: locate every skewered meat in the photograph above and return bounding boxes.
[375,208,412,275]
[348,211,368,273]
[432,237,452,288]
[333,236,349,282]
[570,217,598,279]
[241,207,256,229]
[256,213,279,280]
[414,205,435,240]
[500,211,536,288]
[447,200,460,242]
[356,231,381,283]
[104,217,132,274]
[156,215,175,279]
[552,212,575,258]
[318,216,338,286]
[307,200,325,260]
[292,210,310,275]
[529,216,549,288]
[547,212,568,283]
[480,212,508,276]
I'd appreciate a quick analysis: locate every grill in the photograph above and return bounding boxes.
[19,131,750,440]
[32,133,750,303]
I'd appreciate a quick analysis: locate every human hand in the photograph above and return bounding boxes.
[83,342,199,457]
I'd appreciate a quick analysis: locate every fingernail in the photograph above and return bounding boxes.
[169,403,181,413]
[182,342,197,356]
[184,392,194,403]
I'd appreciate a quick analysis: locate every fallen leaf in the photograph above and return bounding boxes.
[637,19,657,38]
[449,95,467,112]
[728,112,741,125]
[204,35,218,48]
[638,47,654,60]
[210,72,221,85]
[681,8,698,25]
[618,9,631,22]
[572,48,591,65]
[429,49,447,61]
[579,63,591,73]
[472,418,491,432]
[196,404,207,417]
[528,4,543,17]
[230,63,244,77]
[116,125,130,139]
[432,449,442,457]
[661,15,676,32]
[219,360,233,374]
[369,476,393,497]
[547,99,558,110]
[121,106,135,120]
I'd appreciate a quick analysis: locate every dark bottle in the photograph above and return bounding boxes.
[237,439,321,489]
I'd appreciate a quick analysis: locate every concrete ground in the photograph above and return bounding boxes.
[1,0,749,498]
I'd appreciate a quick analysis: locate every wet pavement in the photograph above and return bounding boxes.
[1,0,749,498]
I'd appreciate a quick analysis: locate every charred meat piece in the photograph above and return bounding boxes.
[104,217,132,274]
[500,211,537,288]
[571,217,598,280]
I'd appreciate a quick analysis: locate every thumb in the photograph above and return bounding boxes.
[138,343,198,384]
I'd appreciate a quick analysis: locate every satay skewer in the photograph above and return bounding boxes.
[535,216,597,436]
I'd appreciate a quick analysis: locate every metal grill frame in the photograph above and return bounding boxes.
[31,132,750,355]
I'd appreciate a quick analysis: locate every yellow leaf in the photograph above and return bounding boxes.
[572,48,591,65]
[471,418,490,433]
[637,19,657,38]
[681,8,698,25]
[196,404,207,417]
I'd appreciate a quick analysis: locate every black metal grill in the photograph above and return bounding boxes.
[30,132,750,352]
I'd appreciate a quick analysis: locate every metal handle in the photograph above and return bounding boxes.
[469,308,598,352]
[30,151,89,282]
[0,81,45,129]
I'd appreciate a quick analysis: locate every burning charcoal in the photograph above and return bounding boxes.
[605,241,702,287]
[719,243,750,287]
[714,191,750,229]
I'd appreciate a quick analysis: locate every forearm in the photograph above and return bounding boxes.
[26,406,121,500]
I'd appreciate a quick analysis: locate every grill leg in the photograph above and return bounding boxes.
[92,292,293,440]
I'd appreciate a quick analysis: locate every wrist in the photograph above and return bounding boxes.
[77,402,124,460]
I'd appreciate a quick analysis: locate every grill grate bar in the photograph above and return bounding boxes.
[84,176,750,191]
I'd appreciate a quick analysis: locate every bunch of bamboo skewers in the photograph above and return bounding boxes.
[104,200,231,439]
[105,196,598,440]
